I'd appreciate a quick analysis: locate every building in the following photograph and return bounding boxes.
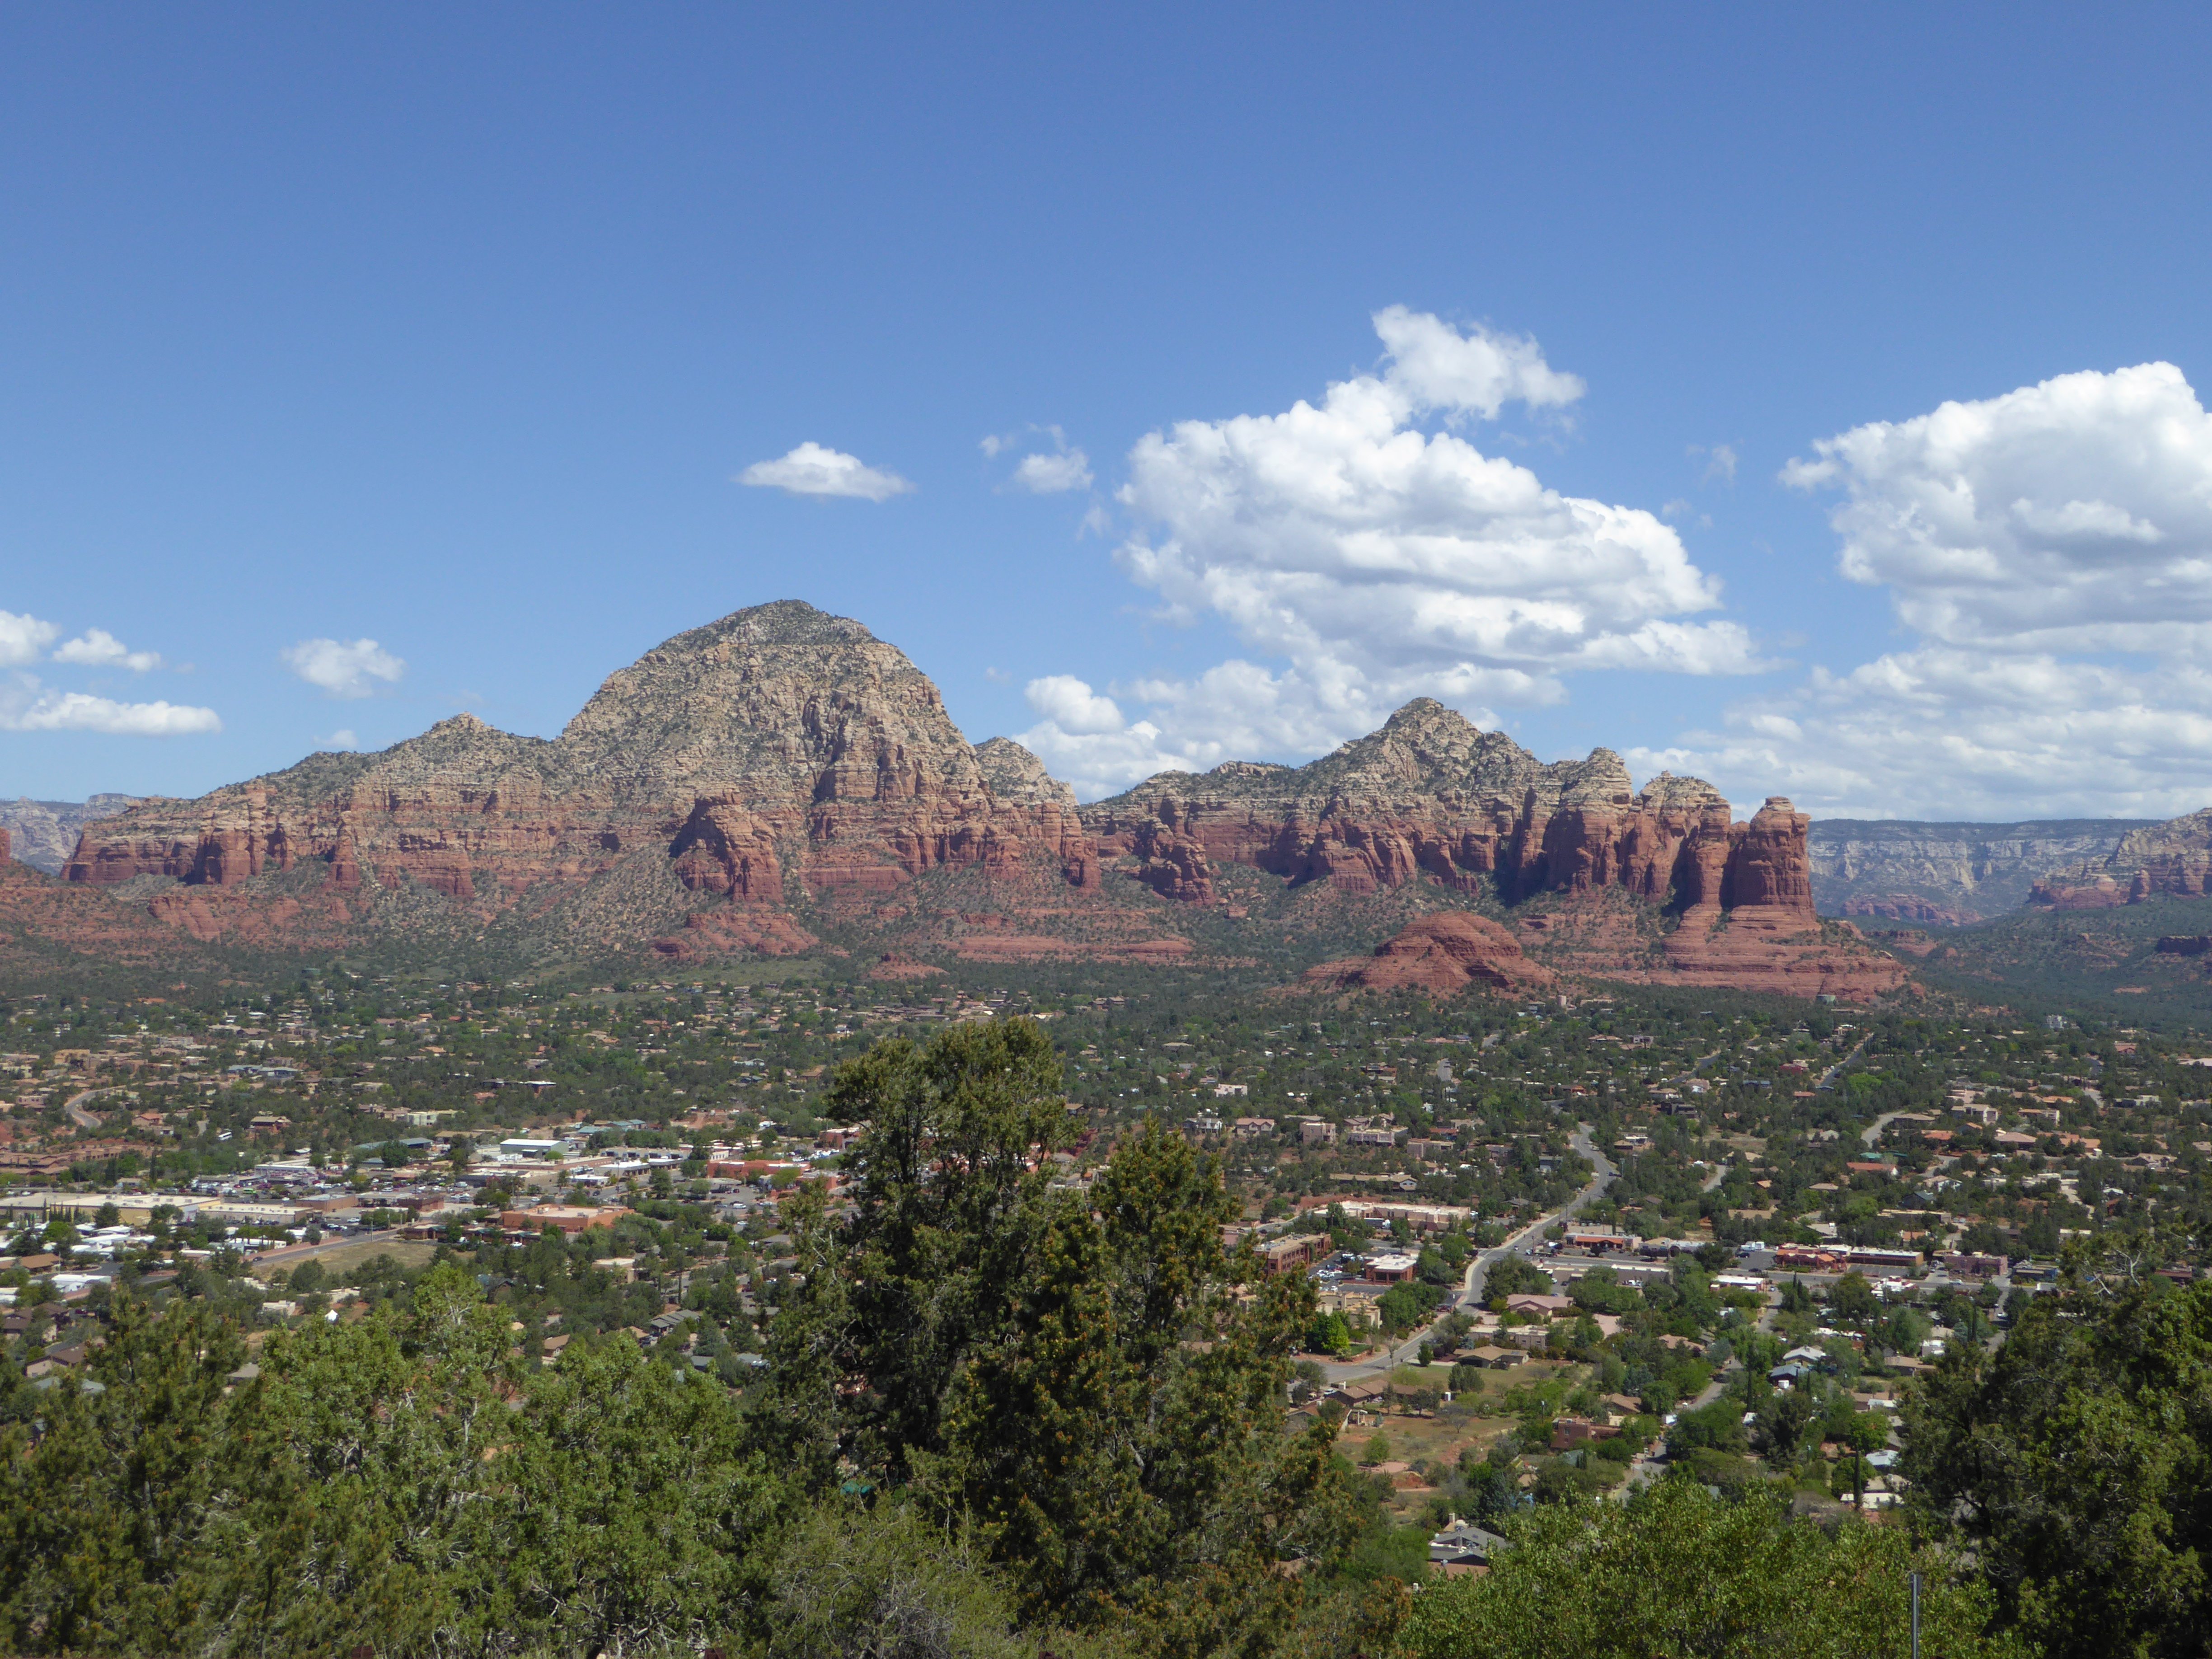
[1941,1250,2008,1280]
[1332,1200,1472,1234]
[500,1204,631,1235]
[1259,1235,1327,1276]
[1364,1252,1418,1283]
[1298,1120,1336,1145]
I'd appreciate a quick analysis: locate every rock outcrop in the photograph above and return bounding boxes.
[1304,911,1555,996]
[25,602,1905,1000]
[2031,808,2212,909]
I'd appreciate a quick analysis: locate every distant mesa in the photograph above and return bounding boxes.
[6,599,1906,1001]
[0,794,147,875]
[2030,807,2212,909]
[1808,817,2153,925]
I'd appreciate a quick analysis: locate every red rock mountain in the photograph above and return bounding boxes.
[1082,704,1904,1000]
[59,602,1097,956]
[21,601,1907,1001]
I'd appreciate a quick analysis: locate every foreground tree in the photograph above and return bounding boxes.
[773,1026,1385,1659]
[1906,1262,2212,1659]
[938,1119,1368,1656]
[1401,1478,2010,1659]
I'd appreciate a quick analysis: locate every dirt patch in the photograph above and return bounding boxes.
[250,1237,440,1281]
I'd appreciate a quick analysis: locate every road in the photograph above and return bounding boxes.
[1318,1124,1617,1383]
[62,1087,108,1131]
[1860,1110,1911,1150]
[1824,1030,1874,1096]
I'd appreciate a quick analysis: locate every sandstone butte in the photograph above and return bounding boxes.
[1303,911,1556,996]
[17,600,1908,1002]
[2031,807,2212,909]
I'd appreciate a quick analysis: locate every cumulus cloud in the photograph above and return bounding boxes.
[0,612,59,667]
[1028,307,1758,795]
[324,729,359,750]
[1783,362,2212,653]
[1025,675,1125,735]
[53,628,161,671]
[0,678,220,736]
[737,441,913,501]
[283,637,406,699]
[1647,362,2212,818]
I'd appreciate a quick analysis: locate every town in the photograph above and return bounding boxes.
[7,962,2205,1576]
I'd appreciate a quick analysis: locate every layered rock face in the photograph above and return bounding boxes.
[1080,700,1815,923]
[61,601,1099,947]
[2031,808,2212,909]
[1305,911,1554,995]
[1810,818,2151,923]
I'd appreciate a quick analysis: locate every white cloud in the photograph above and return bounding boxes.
[1645,362,2212,818]
[1370,304,1585,418]
[325,729,359,750]
[0,678,220,736]
[1010,449,1093,494]
[1032,308,1759,796]
[1783,362,2212,653]
[53,628,161,671]
[283,637,405,699]
[737,441,913,501]
[1024,675,1126,736]
[0,612,58,667]
[1632,647,2212,820]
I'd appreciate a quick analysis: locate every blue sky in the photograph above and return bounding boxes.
[6,7,2212,819]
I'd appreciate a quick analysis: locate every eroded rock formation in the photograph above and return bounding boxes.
[31,603,1903,999]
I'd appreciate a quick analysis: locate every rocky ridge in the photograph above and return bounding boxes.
[59,602,1101,954]
[1081,699,1809,920]
[25,601,1908,1000]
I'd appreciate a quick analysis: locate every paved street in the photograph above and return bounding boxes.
[1319,1124,1617,1383]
